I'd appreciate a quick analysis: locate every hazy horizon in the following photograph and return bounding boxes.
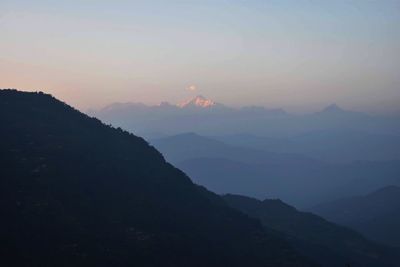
[1,1,399,114]
[2,2,400,265]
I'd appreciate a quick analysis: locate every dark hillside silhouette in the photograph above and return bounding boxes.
[0,89,314,267]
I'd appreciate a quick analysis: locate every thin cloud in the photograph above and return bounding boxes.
[186,85,197,92]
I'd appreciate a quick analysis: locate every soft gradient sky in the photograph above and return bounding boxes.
[1,0,399,113]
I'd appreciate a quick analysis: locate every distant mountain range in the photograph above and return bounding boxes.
[91,95,400,163]
[151,133,400,207]
[90,95,400,140]
[311,186,400,248]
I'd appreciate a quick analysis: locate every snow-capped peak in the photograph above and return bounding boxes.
[177,95,217,108]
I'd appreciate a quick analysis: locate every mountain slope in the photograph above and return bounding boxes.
[0,90,314,267]
[153,133,400,207]
[223,194,399,267]
[311,186,400,247]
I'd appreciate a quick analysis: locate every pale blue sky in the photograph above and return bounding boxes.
[1,1,399,113]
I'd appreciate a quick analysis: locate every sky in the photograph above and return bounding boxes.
[1,0,399,113]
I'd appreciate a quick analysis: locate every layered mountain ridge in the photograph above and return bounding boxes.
[151,133,400,207]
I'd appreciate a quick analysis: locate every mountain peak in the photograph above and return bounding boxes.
[177,95,217,108]
[321,103,345,113]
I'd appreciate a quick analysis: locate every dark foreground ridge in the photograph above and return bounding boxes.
[223,194,400,267]
[311,185,400,247]
[0,90,314,267]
